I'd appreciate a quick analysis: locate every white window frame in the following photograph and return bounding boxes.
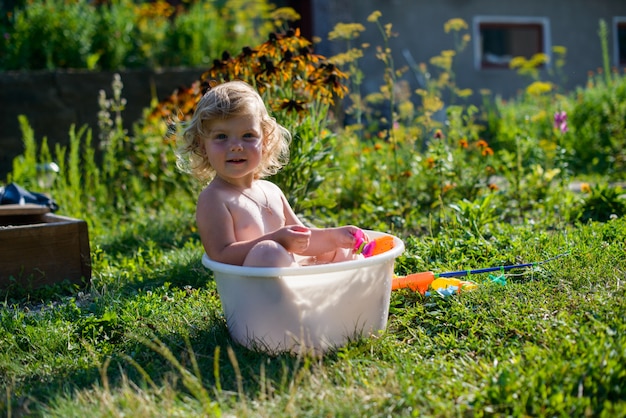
[613,17,626,67]
[473,16,552,70]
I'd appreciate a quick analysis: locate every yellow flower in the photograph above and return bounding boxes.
[365,92,385,105]
[397,101,414,120]
[530,109,547,123]
[384,23,394,38]
[444,18,468,33]
[328,23,366,41]
[367,11,382,22]
[329,48,363,66]
[270,7,301,23]
[529,53,549,67]
[423,95,444,113]
[455,88,473,98]
[526,81,553,96]
[430,54,453,71]
[509,56,528,70]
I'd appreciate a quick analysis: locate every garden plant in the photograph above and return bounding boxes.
[1,6,626,417]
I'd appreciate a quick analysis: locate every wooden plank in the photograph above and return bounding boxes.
[0,216,91,289]
[0,204,50,216]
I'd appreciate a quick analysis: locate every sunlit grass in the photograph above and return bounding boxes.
[2,9,626,418]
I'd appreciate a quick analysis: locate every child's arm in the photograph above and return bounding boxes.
[196,187,253,265]
[277,189,362,256]
[304,226,362,256]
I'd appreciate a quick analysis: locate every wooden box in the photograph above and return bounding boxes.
[0,204,91,289]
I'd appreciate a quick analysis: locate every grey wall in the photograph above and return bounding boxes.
[312,0,626,103]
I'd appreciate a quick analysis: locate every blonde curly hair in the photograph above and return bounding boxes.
[177,80,291,182]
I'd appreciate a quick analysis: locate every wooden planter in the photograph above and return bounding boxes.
[0,204,91,289]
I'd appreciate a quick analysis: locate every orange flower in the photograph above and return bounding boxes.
[275,98,307,114]
[374,142,383,150]
[426,157,436,168]
[580,182,592,193]
[482,147,494,156]
[442,183,455,193]
[476,139,489,148]
[458,138,468,148]
[148,28,348,123]
[488,183,499,191]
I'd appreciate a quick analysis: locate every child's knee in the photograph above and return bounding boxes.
[243,240,296,267]
[332,247,363,262]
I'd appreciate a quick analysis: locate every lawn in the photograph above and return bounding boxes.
[2,197,625,417]
[2,11,626,418]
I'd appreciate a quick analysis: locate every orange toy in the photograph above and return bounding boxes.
[392,272,477,295]
[354,232,395,257]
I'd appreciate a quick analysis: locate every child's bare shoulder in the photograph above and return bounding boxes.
[197,181,227,209]
[258,179,283,194]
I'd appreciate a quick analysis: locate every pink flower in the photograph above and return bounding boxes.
[554,111,568,133]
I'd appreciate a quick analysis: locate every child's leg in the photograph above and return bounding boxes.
[243,240,298,267]
[331,247,363,262]
[313,248,363,264]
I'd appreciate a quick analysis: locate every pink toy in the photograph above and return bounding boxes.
[353,229,395,257]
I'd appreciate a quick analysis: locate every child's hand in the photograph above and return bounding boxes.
[274,225,311,254]
[338,226,368,250]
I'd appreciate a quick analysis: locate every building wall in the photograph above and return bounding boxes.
[312,0,626,102]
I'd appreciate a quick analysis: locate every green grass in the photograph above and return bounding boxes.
[2,11,626,417]
[1,205,625,417]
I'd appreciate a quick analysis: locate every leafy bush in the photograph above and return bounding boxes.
[2,0,100,70]
[567,70,626,175]
[150,24,346,211]
[484,21,626,180]
[0,0,278,71]
[575,183,626,222]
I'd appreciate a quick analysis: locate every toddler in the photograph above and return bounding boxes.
[177,80,366,267]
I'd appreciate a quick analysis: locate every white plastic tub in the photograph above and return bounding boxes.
[202,231,404,355]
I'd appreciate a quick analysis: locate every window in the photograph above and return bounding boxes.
[614,17,626,66]
[473,17,551,70]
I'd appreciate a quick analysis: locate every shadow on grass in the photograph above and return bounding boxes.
[4,252,316,416]
[7,315,314,417]
[96,213,200,259]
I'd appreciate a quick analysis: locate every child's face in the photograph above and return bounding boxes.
[202,114,264,182]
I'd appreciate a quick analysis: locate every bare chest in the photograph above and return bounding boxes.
[228,199,284,241]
